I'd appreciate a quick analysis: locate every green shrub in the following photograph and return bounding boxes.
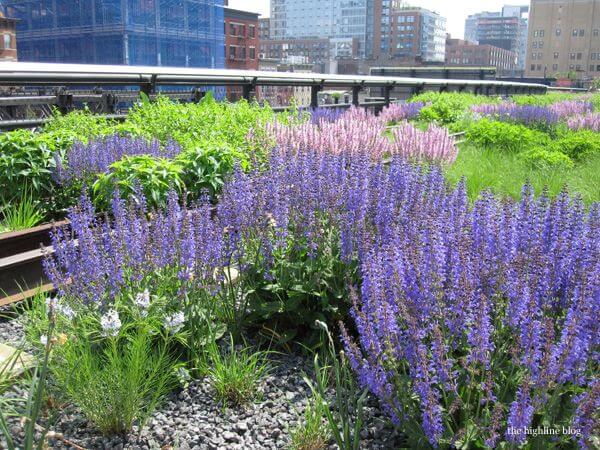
[519,147,574,168]
[409,92,499,125]
[93,155,184,208]
[554,129,600,161]
[465,118,550,153]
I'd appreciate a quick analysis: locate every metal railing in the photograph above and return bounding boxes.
[0,62,549,129]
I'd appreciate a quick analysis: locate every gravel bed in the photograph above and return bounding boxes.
[1,316,404,449]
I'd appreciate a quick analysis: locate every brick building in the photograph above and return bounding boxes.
[446,36,518,76]
[0,15,17,61]
[224,7,259,71]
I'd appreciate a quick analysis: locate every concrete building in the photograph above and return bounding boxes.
[526,0,600,79]
[464,5,528,72]
[446,36,518,76]
[2,0,225,67]
[388,6,446,64]
[0,15,17,61]
[268,0,394,60]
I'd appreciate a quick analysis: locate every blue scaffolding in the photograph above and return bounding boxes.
[2,0,225,68]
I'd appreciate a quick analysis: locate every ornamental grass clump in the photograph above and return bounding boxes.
[341,185,599,448]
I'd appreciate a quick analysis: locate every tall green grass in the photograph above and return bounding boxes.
[446,144,600,204]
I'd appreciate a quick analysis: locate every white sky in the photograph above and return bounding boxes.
[226,0,524,40]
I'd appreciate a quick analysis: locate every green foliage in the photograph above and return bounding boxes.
[465,119,549,153]
[93,155,184,208]
[553,129,600,161]
[409,92,499,126]
[0,130,57,206]
[246,223,357,346]
[289,399,331,450]
[511,92,578,106]
[303,321,367,450]
[42,109,115,141]
[0,184,45,233]
[519,147,574,168]
[176,143,243,199]
[203,335,270,407]
[52,327,176,435]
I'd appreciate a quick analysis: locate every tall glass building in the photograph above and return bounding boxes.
[2,0,225,67]
[269,0,394,59]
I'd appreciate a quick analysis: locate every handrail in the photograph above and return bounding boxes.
[0,62,549,128]
[0,62,548,91]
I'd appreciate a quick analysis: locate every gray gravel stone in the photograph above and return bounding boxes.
[1,316,405,449]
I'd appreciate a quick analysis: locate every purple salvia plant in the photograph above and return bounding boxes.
[54,134,181,185]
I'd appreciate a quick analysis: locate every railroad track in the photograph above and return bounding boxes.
[0,220,67,307]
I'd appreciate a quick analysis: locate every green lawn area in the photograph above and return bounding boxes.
[446,143,600,204]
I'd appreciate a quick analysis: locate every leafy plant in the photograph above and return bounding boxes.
[554,129,600,161]
[93,155,184,209]
[409,92,498,125]
[519,147,574,168]
[203,335,270,407]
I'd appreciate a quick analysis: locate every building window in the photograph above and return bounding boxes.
[597,65,600,71]
[594,29,599,37]
[539,30,545,37]
[572,29,578,36]
[249,25,255,38]
[579,29,585,36]
[530,64,536,71]
[570,53,576,60]
[534,30,538,37]
[537,64,542,71]
[3,34,9,49]
[533,41,538,48]
[569,64,575,70]
[577,52,582,60]
[554,52,559,59]
[576,64,581,71]
[552,64,558,71]
[230,23,236,36]
[229,46,236,59]
[249,47,255,59]
[555,28,561,36]
[539,41,544,49]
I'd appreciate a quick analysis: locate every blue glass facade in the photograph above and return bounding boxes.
[3,0,225,68]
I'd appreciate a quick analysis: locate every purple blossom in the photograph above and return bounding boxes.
[54,134,181,185]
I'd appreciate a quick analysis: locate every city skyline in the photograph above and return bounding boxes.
[226,0,526,40]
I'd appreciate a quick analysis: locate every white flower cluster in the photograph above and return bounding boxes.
[165,311,185,334]
[100,309,122,337]
[45,297,75,320]
[134,289,151,316]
